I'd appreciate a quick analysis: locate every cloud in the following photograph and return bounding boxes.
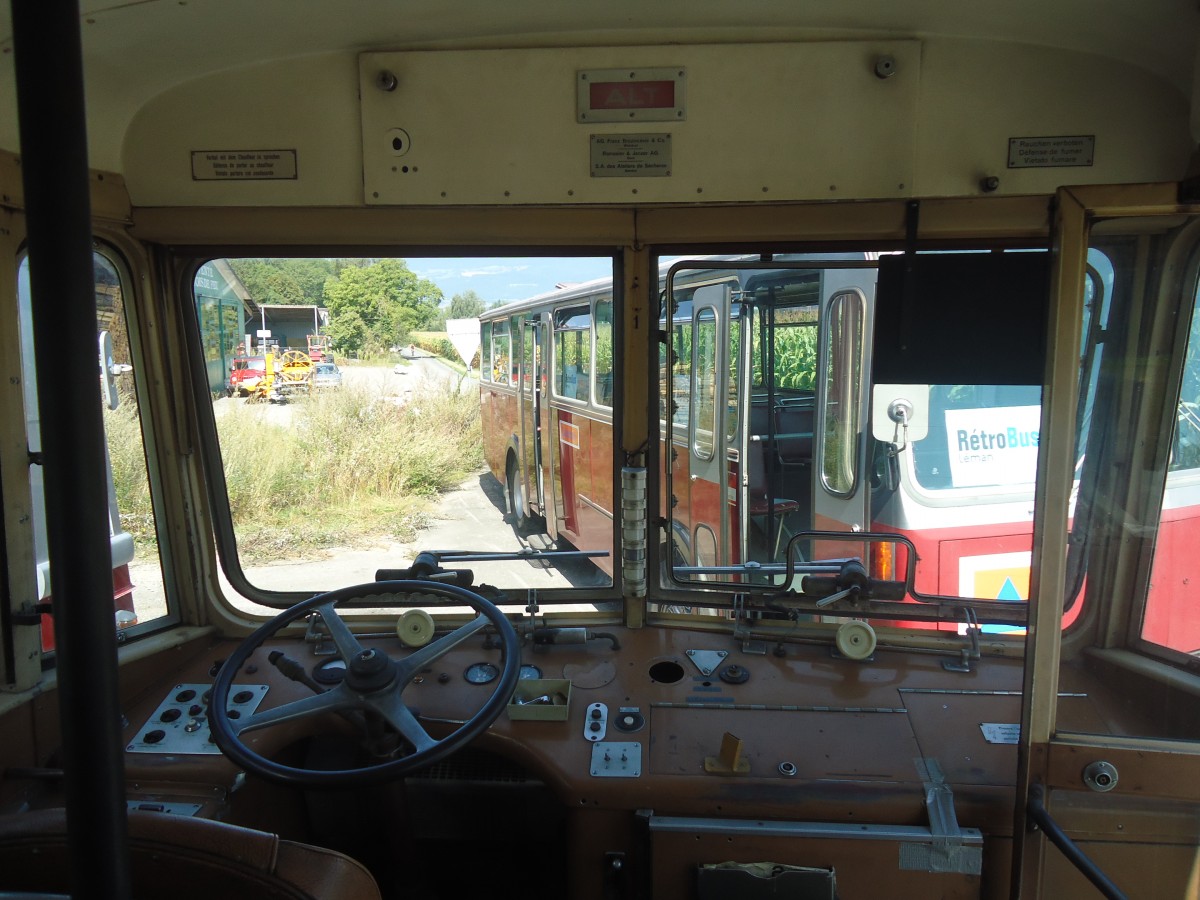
[461,264,530,278]
[412,267,457,280]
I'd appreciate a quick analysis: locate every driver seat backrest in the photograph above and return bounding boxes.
[0,808,382,900]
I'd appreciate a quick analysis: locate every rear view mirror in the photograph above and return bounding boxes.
[871,383,929,443]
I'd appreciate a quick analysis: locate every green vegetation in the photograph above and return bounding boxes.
[323,259,444,357]
[752,324,819,391]
[108,383,483,563]
[224,258,488,364]
[445,290,487,320]
[226,258,353,307]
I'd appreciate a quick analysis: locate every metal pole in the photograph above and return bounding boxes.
[11,1,131,897]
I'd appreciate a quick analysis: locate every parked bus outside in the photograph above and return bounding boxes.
[481,249,1200,646]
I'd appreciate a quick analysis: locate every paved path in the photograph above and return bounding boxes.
[131,469,609,622]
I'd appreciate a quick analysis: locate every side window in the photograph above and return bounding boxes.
[594,298,614,408]
[553,304,591,402]
[1141,276,1200,654]
[491,319,510,385]
[821,289,865,496]
[18,249,168,649]
[521,315,535,390]
[481,321,493,383]
[692,307,718,460]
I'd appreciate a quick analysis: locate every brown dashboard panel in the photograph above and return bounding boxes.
[102,622,1192,900]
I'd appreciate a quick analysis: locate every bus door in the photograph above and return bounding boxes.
[739,262,877,567]
[517,312,546,521]
[812,275,874,543]
[684,283,735,569]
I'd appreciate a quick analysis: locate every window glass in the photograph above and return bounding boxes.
[522,316,535,390]
[18,250,169,648]
[194,256,615,608]
[910,384,1043,492]
[1141,274,1200,654]
[821,290,864,496]
[481,321,493,383]
[692,307,718,460]
[553,305,591,402]
[594,298,614,408]
[491,319,510,385]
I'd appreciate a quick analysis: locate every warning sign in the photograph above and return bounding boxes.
[192,150,298,181]
[1007,136,1094,169]
[958,551,1030,601]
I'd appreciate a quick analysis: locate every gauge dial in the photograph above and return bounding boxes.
[464,662,499,684]
[518,665,542,680]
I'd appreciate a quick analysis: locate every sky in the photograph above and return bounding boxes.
[407,256,616,308]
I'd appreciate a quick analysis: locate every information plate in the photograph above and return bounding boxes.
[1007,136,1094,168]
[191,149,298,180]
[980,723,1021,745]
[590,134,671,178]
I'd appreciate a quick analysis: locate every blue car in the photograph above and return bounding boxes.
[313,362,342,388]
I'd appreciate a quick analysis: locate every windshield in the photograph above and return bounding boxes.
[654,249,1113,632]
[194,256,616,614]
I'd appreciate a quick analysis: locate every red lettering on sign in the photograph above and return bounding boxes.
[589,81,675,110]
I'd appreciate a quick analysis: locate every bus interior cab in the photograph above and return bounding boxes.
[3,3,1200,899]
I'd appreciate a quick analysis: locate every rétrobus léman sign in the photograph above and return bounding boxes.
[944,406,1040,489]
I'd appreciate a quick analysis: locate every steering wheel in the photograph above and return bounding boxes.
[209,580,520,787]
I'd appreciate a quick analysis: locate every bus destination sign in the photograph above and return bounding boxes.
[577,68,686,123]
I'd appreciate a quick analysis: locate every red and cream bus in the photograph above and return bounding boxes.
[481,249,1200,644]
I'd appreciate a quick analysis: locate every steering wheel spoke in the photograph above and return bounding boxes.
[315,601,367,661]
[394,613,490,680]
[366,689,439,754]
[233,683,357,736]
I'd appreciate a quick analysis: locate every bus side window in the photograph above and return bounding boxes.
[481,321,493,383]
[18,248,167,649]
[553,304,591,402]
[491,319,510,385]
[594,298,614,408]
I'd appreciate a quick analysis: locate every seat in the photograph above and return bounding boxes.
[747,436,800,560]
[772,403,815,467]
[0,808,382,900]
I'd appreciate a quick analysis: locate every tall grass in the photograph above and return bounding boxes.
[104,400,156,547]
[217,384,482,560]
[109,384,483,563]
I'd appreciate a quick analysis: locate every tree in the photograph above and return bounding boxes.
[322,258,443,354]
[227,258,339,306]
[447,290,487,320]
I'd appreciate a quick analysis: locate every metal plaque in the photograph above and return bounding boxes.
[128,682,269,755]
[590,134,671,178]
[1007,135,1094,168]
[590,741,642,777]
[191,149,298,180]
[980,722,1020,744]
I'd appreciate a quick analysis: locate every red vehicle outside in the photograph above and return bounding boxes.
[227,355,268,396]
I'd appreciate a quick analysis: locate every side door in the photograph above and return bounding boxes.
[812,276,873,539]
[517,312,546,519]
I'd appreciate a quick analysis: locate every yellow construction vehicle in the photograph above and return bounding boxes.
[247,348,314,403]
